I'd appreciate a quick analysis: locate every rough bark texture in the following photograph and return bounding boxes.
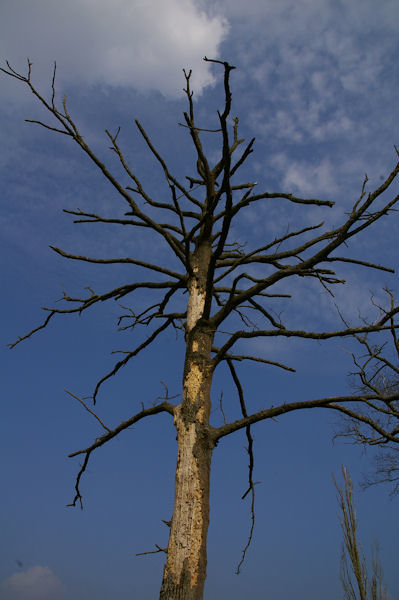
[160,244,214,600]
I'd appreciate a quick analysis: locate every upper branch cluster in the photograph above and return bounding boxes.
[3,57,399,394]
[4,56,399,365]
[4,56,399,508]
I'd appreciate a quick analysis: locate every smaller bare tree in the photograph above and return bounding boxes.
[334,465,387,600]
[338,289,399,495]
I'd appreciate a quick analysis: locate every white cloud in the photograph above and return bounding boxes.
[0,0,229,97]
[0,566,65,600]
[281,158,337,197]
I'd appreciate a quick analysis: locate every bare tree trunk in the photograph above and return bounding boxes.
[160,244,215,600]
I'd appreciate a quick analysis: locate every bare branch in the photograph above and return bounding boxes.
[25,119,71,135]
[212,349,295,372]
[224,359,256,574]
[137,544,168,556]
[135,119,203,210]
[67,400,175,508]
[214,221,325,279]
[245,190,335,208]
[213,323,399,366]
[50,245,185,281]
[211,392,399,443]
[8,311,56,349]
[93,317,174,402]
[323,257,394,273]
[64,207,184,235]
[65,390,111,432]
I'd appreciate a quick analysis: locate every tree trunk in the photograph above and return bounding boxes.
[160,244,214,600]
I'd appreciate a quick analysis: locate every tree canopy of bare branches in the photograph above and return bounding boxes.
[2,57,399,599]
[337,289,399,495]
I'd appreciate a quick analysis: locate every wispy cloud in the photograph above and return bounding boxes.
[214,0,398,173]
[0,565,65,600]
[270,154,337,197]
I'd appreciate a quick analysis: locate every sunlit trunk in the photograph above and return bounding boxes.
[160,244,214,600]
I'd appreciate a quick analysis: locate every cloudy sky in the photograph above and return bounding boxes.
[1,1,399,598]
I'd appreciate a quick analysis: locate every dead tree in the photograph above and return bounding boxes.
[3,57,399,600]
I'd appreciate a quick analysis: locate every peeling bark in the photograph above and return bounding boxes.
[159,400,213,599]
[160,243,214,600]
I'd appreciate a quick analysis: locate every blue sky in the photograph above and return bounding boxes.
[1,0,399,598]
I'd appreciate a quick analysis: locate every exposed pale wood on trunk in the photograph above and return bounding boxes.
[160,243,214,599]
